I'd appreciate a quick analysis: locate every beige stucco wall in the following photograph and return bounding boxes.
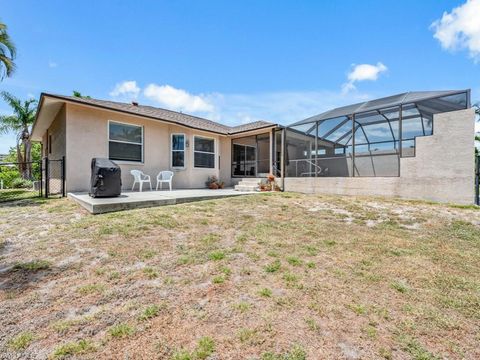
[42,104,66,160]
[284,108,476,204]
[219,137,233,187]
[64,104,228,192]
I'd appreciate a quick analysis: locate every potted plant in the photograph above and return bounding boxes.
[205,175,224,190]
[267,174,277,192]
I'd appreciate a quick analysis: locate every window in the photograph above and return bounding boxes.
[171,134,185,168]
[108,121,143,162]
[194,136,215,168]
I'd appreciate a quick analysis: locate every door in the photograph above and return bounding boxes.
[232,143,256,177]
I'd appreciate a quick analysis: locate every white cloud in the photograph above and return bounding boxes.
[143,84,214,113]
[48,61,58,68]
[109,80,141,99]
[431,0,480,62]
[200,90,371,126]
[111,81,373,126]
[342,62,387,93]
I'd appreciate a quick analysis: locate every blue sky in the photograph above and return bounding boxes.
[1,0,479,153]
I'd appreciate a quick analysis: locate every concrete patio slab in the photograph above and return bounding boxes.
[68,188,256,214]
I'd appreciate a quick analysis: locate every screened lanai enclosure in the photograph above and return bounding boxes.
[284,90,470,177]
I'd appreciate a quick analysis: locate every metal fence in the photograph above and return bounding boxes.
[0,157,65,203]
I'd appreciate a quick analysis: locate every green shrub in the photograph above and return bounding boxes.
[0,168,21,188]
[11,178,33,189]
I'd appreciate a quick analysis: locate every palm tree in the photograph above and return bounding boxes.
[73,90,91,99]
[0,21,16,80]
[0,92,37,179]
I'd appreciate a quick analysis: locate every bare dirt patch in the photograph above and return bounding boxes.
[0,194,479,359]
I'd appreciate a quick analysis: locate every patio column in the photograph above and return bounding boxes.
[269,130,273,175]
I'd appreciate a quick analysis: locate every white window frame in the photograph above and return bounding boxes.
[108,120,144,164]
[171,133,186,169]
[193,135,216,169]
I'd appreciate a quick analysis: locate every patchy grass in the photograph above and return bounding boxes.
[171,336,215,360]
[264,260,281,273]
[0,194,479,358]
[212,275,226,284]
[143,267,159,279]
[261,344,307,360]
[286,256,303,266]
[51,339,96,358]
[0,189,40,203]
[7,332,35,350]
[139,304,161,321]
[258,288,273,298]
[77,283,105,295]
[400,336,441,360]
[108,323,135,338]
[208,250,226,261]
[233,301,251,313]
[391,280,409,293]
[13,260,50,271]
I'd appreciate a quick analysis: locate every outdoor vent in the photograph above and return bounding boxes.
[131,101,139,106]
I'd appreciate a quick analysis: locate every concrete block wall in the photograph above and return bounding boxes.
[284,108,475,204]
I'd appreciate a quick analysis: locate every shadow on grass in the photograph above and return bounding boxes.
[0,260,56,292]
[0,194,61,208]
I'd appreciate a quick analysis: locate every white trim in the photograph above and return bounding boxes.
[170,133,186,169]
[193,135,216,169]
[108,120,144,163]
[112,161,145,166]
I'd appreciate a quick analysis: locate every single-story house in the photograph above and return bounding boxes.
[31,89,476,204]
[31,93,281,192]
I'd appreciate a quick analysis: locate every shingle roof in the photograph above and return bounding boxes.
[290,90,469,126]
[40,93,276,135]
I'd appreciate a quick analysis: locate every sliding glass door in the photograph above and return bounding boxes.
[232,144,256,176]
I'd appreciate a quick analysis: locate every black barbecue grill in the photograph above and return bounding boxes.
[89,158,122,198]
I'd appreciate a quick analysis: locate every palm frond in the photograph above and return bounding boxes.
[0,34,16,58]
[0,22,16,79]
[0,54,15,78]
[0,114,22,134]
[0,92,37,135]
[0,91,22,114]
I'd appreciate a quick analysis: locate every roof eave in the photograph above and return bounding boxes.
[38,93,231,136]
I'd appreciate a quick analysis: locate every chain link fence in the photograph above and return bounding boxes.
[0,157,64,203]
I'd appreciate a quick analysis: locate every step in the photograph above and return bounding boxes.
[237,178,262,184]
[238,181,260,187]
[234,184,258,192]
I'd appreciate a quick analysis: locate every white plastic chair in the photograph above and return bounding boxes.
[156,171,174,191]
[130,170,152,192]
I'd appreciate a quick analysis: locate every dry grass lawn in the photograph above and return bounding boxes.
[0,192,479,359]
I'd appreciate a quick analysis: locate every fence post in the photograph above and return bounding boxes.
[44,157,49,198]
[39,160,43,197]
[475,155,479,206]
[62,156,66,197]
